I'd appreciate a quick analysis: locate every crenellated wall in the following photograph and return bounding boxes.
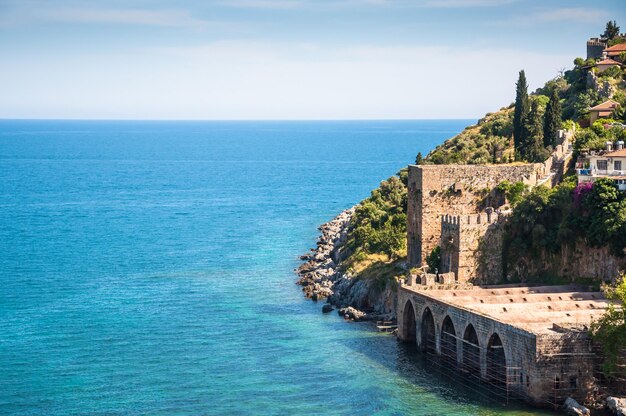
[408,138,573,282]
[407,163,542,269]
[440,211,506,282]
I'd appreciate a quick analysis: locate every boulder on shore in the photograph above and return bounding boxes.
[322,304,334,313]
[562,397,590,416]
[338,306,366,322]
[607,397,626,416]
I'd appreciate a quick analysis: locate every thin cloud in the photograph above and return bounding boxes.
[0,4,220,30]
[498,7,608,26]
[216,0,306,9]
[216,0,516,9]
[537,7,608,23]
[44,8,209,28]
[419,0,518,8]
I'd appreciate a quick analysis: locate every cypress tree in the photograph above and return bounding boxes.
[415,152,423,165]
[543,87,562,148]
[522,100,548,162]
[513,70,530,157]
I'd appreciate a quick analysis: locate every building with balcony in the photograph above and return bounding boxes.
[577,142,626,191]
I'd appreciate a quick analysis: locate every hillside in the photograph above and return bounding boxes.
[297,23,626,322]
[425,52,626,165]
[425,106,515,165]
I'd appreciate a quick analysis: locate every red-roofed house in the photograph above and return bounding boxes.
[589,99,620,123]
[596,58,623,73]
[604,43,626,60]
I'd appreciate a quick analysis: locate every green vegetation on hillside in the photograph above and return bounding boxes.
[503,178,626,278]
[425,108,515,165]
[339,169,408,279]
[591,275,626,377]
[425,20,626,165]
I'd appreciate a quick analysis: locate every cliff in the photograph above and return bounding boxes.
[505,239,626,285]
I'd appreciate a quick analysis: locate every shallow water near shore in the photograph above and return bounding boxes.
[0,120,554,415]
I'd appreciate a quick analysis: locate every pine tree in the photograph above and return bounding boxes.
[415,152,423,165]
[513,70,530,157]
[602,20,620,40]
[543,87,562,148]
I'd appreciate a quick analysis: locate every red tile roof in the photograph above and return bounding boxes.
[589,99,620,112]
[597,58,622,66]
[605,148,626,157]
[604,43,626,52]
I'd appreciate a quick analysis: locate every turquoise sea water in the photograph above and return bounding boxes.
[0,120,552,415]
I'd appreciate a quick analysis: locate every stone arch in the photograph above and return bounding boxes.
[420,307,436,353]
[401,299,417,344]
[462,323,480,374]
[440,315,457,365]
[486,332,507,386]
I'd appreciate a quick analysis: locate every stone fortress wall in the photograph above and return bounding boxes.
[407,136,573,283]
[440,211,505,283]
[407,163,541,270]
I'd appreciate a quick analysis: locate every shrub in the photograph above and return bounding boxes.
[344,170,408,260]
[591,276,626,376]
[426,246,441,274]
[496,181,527,207]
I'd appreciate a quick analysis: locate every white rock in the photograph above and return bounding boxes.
[562,397,589,416]
[607,397,626,416]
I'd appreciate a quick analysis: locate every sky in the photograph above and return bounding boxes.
[0,0,625,120]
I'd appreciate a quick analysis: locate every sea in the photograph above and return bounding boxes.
[0,120,553,415]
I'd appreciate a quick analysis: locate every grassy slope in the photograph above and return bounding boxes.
[425,106,516,165]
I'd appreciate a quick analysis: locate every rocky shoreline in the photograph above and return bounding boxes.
[295,207,397,322]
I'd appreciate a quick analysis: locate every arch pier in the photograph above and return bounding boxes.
[398,284,609,407]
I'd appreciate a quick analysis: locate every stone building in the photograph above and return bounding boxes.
[406,164,541,272]
[398,134,618,409]
[397,284,610,407]
[587,38,607,60]
[439,211,505,283]
[596,57,623,73]
[407,137,572,283]
[577,141,626,191]
[589,99,620,124]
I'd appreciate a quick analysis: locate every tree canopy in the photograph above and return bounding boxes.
[543,87,562,148]
[513,70,529,157]
[602,20,620,40]
[591,276,626,377]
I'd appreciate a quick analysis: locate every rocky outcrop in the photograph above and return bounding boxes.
[296,208,353,301]
[295,207,398,321]
[328,273,397,320]
[587,71,616,100]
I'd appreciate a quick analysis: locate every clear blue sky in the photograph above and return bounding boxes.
[1,0,625,120]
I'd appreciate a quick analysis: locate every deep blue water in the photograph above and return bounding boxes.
[0,120,551,415]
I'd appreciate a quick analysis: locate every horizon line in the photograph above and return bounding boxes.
[0,117,478,122]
